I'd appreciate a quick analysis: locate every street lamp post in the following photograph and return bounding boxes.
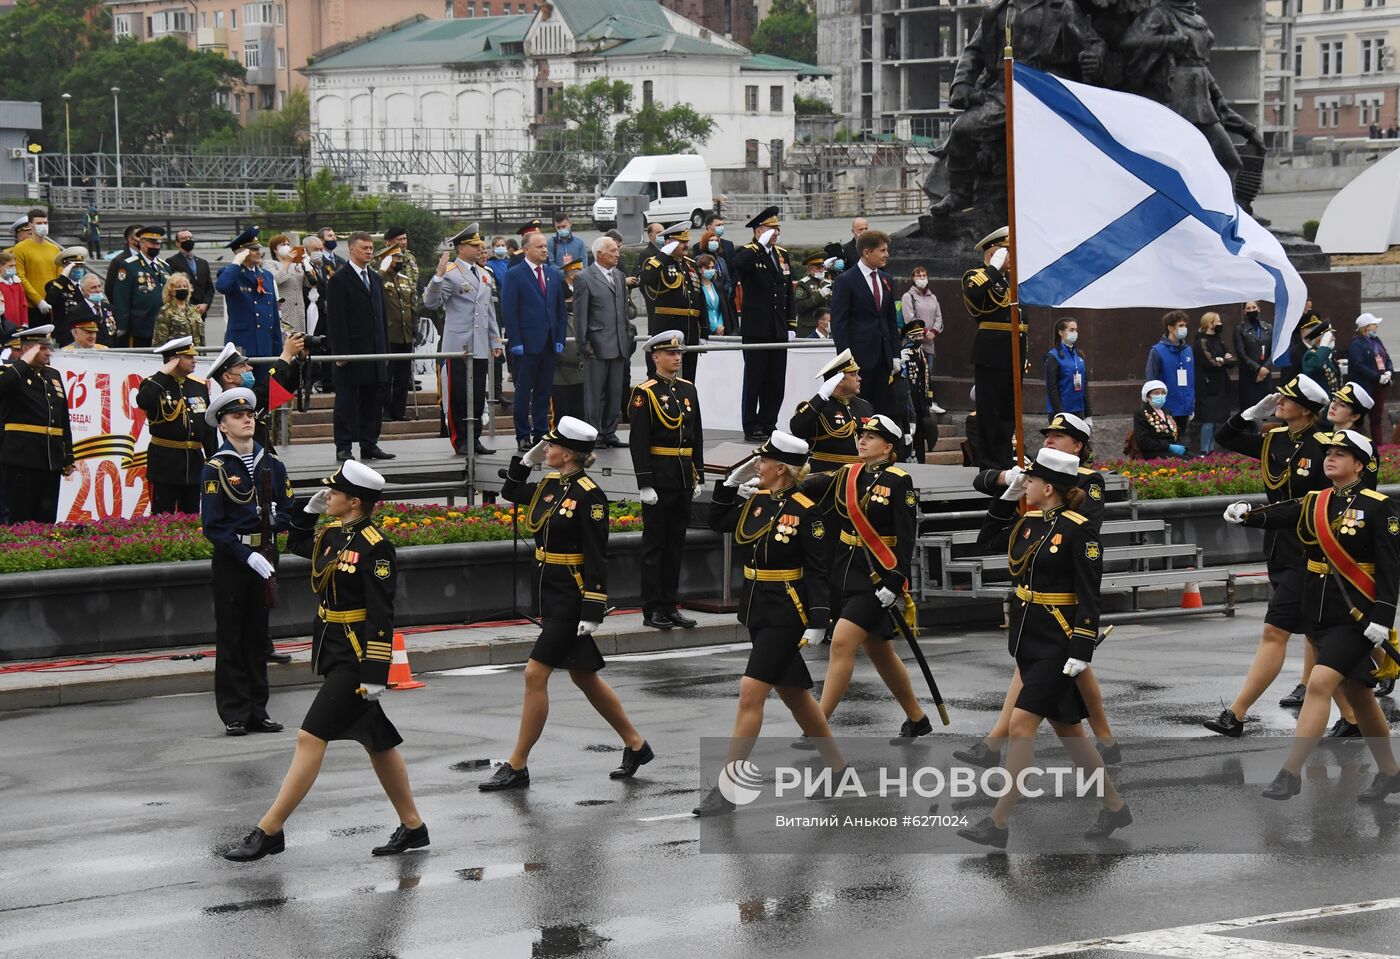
[111,86,122,192]
[61,93,72,190]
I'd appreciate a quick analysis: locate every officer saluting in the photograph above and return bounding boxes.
[205,340,302,455]
[215,226,283,369]
[790,348,873,473]
[630,330,705,630]
[964,226,1026,469]
[110,226,169,348]
[639,223,704,381]
[730,206,796,442]
[0,324,74,523]
[201,387,293,737]
[137,336,215,514]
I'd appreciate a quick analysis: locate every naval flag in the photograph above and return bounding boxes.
[1011,62,1304,362]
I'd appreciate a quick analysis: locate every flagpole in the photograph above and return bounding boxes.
[1002,24,1026,469]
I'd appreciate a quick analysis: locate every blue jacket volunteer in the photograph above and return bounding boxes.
[1145,310,1195,421]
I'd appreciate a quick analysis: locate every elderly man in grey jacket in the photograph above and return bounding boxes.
[573,235,633,447]
[424,223,502,455]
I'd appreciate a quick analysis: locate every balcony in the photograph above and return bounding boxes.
[197,26,228,52]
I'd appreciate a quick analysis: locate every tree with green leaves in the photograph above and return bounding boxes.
[750,0,818,65]
[0,0,112,149]
[258,168,381,219]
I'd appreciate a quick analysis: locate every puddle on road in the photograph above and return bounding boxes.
[203,896,289,915]
[584,743,620,753]
[575,799,614,807]
[450,758,493,772]
[456,862,548,882]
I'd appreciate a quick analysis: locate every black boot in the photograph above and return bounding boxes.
[1096,741,1123,766]
[1378,678,1396,698]
[1326,718,1361,738]
[889,714,933,745]
[224,827,284,862]
[1084,803,1133,839]
[952,741,1001,768]
[1278,683,1307,708]
[371,823,429,856]
[479,762,530,791]
[610,741,654,779]
[1262,768,1301,800]
[957,816,1009,849]
[692,786,736,818]
[1358,770,1400,803]
[1203,707,1244,738]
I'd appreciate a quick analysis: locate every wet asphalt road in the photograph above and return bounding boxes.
[6,606,1400,959]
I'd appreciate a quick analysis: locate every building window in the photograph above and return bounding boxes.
[277,90,286,110]
[1366,0,1386,6]
[1323,0,1345,9]
[261,89,274,110]
[643,80,653,107]
[234,92,244,113]
[1294,43,1302,76]
[1362,37,1383,73]
[243,3,281,25]
[745,85,759,112]
[214,10,224,27]
[114,14,132,37]
[215,90,231,110]
[1319,40,1343,76]
[200,12,207,27]
[244,41,260,68]
[1317,98,1340,127]
[770,85,784,112]
[276,47,286,69]
[467,1,475,14]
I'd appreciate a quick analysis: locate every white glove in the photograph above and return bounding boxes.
[787,329,796,341]
[233,248,251,266]
[800,627,825,648]
[820,285,832,300]
[989,247,1009,271]
[1242,392,1280,422]
[37,299,51,315]
[1320,330,1335,349]
[1223,502,1250,525]
[360,683,386,702]
[639,486,659,506]
[304,489,330,514]
[1063,658,1088,678]
[380,255,394,272]
[758,229,775,248]
[903,433,914,446]
[692,484,703,500]
[245,552,275,579]
[725,457,759,487]
[1365,622,1390,646]
[736,479,760,501]
[1384,371,1394,386]
[577,621,600,637]
[522,441,548,467]
[1084,417,1094,431]
[999,466,1026,501]
[818,371,844,401]
[875,586,898,608]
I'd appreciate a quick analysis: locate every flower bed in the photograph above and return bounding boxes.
[1097,450,1400,499]
[0,501,644,574]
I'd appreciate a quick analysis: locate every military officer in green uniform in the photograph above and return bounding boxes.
[110,226,170,348]
[136,336,215,515]
[376,242,419,422]
[639,223,704,382]
[793,252,833,339]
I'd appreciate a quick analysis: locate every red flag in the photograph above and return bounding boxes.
[268,376,295,411]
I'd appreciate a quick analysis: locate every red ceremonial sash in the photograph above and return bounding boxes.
[1314,488,1376,600]
[844,463,898,571]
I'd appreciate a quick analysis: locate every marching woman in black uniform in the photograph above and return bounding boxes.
[225,459,430,861]
[1227,429,1400,802]
[958,447,1129,849]
[799,414,933,744]
[694,431,844,817]
[479,416,654,791]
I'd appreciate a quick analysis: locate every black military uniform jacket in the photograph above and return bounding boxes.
[136,371,215,485]
[502,457,609,623]
[1217,415,1331,568]
[963,261,1027,370]
[730,241,796,342]
[288,511,397,684]
[44,274,86,346]
[0,359,73,472]
[1247,482,1399,632]
[979,499,1103,662]
[198,442,293,561]
[639,250,704,346]
[629,373,704,490]
[789,392,874,473]
[710,482,830,631]
[805,461,916,595]
[973,465,1106,531]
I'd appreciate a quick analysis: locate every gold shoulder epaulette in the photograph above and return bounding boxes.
[638,379,657,390]
[545,470,561,480]
[1268,426,1287,434]
[1024,509,1044,517]
[578,476,597,491]
[792,492,815,509]
[1063,510,1088,525]
[644,257,660,268]
[886,466,908,477]
[1361,488,1389,502]
[1077,466,1096,475]
[188,375,206,385]
[963,268,986,287]
[361,525,384,545]
[677,376,693,385]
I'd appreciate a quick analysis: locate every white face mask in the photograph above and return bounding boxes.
[33,224,48,238]
[1064,331,1079,345]
[276,245,291,258]
[913,277,928,290]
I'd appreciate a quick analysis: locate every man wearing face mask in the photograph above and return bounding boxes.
[72,273,116,346]
[1234,301,1273,425]
[1144,310,1196,443]
[44,247,90,348]
[216,226,283,373]
[546,212,590,269]
[11,209,62,327]
[731,207,797,440]
[110,226,170,348]
[138,336,216,514]
[167,230,215,319]
[1347,312,1394,441]
[206,339,303,455]
[639,222,705,382]
[793,253,833,339]
[691,212,734,267]
[317,227,348,275]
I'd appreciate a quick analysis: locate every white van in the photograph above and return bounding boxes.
[592,154,714,230]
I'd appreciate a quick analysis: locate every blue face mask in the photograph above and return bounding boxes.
[714,225,725,237]
[834,259,845,271]
[494,246,507,257]
[71,266,86,281]
[87,292,105,304]
[707,240,719,253]
[702,268,716,280]
[2,268,14,280]
[557,227,571,239]
[1150,394,1167,409]
[239,371,256,388]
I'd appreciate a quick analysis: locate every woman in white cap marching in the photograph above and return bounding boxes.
[479,416,654,792]
[224,458,429,861]
[695,431,844,816]
[958,447,1129,849]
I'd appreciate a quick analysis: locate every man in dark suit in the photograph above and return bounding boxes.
[573,234,633,447]
[167,229,215,320]
[690,211,735,266]
[499,230,567,451]
[831,228,899,422]
[729,206,796,441]
[325,230,393,463]
[839,216,868,277]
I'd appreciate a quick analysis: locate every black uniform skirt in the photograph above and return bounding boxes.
[1265,563,1307,634]
[745,627,813,689]
[1014,654,1089,725]
[530,617,606,672]
[1309,624,1381,687]
[301,666,403,753]
[838,590,897,640]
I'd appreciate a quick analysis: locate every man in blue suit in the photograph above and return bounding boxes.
[831,229,899,422]
[500,231,567,451]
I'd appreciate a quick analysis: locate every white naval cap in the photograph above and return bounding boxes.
[1026,446,1082,483]
[644,330,685,353]
[153,335,196,358]
[755,429,810,466]
[816,348,859,379]
[205,386,257,426]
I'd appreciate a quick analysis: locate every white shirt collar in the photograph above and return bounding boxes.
[858,260,878,281]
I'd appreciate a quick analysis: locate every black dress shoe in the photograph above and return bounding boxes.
[790,735,817,750]
[474,441,495,455]
[479,762,530,791]
[1279,683,1307,708]
[362,448,397,461]
[610,741,654,779]
[957,816,1009,849]
[1359,770,1400,803]
[266,652,292,664]
[1203,708,1244,737]
[224,826,284,861]
[335,449,352,463]
[1379,678,1396,698]
[667,608,697,629]
[603,438,628,448]
[1262,768,1302,800]
[1326,718,1361,738]
[889,714,932,745]
[247,718,284,733]
[1084,803,1132,838]
[371,822,429,856]
[1097,741,1123,766]
[225,721,247,737]
[642,610,674,630]
[952,741,1000,768]
[693,786,736,817]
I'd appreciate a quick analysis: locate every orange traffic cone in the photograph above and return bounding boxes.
[387,632,426,690]
[1180,581,1203,610]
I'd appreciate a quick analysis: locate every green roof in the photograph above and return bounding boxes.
[557,0,673,36]
[742,54,831,78]
[306,15,530,72]
[599,34,745,59]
